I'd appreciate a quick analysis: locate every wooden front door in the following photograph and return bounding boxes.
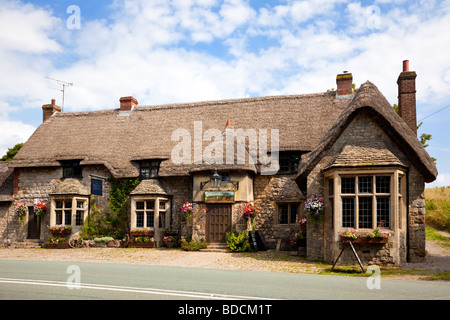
[27,206,41,239]
[206,204,231,243]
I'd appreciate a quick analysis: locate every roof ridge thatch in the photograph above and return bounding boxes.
[295,81,438,186]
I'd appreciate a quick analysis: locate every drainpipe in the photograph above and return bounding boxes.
[406,169,410,263]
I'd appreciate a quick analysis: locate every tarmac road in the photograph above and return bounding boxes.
[0,260,449,301]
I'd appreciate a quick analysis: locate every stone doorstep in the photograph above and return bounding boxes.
[10,239,42,249]
[200,242,229,253]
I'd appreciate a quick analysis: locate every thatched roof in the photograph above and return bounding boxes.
[0,162,13,201]
[295,81,438,186]
[12,92,352,178]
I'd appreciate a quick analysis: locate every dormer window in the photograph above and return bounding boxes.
[140,160,161,179]
[278,152,301,174]
[61,160,82,179]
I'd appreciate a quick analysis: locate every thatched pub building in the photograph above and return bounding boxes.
[0,61,437,266]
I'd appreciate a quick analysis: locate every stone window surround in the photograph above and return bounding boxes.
[130,196,170,231]
[324,167,407,238]
[50,196,89,230]
[275,201,303,226]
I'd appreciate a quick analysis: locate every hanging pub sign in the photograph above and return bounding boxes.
[204,191,235,203]
[91,179,103,196]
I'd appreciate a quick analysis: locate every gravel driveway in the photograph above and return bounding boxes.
[1,241,448,279]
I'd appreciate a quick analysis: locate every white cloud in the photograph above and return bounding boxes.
[0,117,36,157]
[0,0,61,53]
[427,173,450,188]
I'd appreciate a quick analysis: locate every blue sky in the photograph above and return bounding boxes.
[1,0,449,187]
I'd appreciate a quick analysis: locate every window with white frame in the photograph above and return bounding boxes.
[52,197,88,227]
[131,197,170,230]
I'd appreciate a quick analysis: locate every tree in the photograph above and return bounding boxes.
[1,143,24,161]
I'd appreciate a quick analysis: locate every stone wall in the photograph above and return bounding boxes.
[305,111,426,265]
[253,174,305,249]
[1,165,112,245]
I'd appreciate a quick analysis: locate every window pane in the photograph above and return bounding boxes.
[159,212,166,228]
[376,176,390,193]
[64,210,72,226]
[159,201,167,210]
[342,197,355,228]
[77,201,85,209]
[55,210,63,225]
[136,211,144,228]
[289,204,298,224]
[136,201,145,210]
[358,177,373,193]
[358,197,373,229]
[328,179,334,196]
[146,201,154,210]
[64,201,72,209]
[146,211,154,228]
[377,196,390,228]
[76,210,84,226]
[140,168,150,179]
[279,205,288,224]
[55,201,63,209]
[341,178,355,194]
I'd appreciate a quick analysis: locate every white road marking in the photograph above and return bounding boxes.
[0,277,278,300]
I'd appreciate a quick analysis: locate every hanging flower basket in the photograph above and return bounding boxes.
[15,202,27,224]
[242,203,259,231]
[304,197,324,227]
[181,202,193,224]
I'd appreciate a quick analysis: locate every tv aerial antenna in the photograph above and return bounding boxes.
[45,76,73,111]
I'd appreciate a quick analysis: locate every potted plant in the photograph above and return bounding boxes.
[181,202,193,224]
[304,197,324,227]
[15,202,27,224]
[290,218,307,249]
[163,235,177,248]
[242,202,259,231]
[340,228,389,244]
[130,227,154,237]
[49,225,72,235]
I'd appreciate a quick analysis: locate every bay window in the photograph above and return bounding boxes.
[325,168,405,232]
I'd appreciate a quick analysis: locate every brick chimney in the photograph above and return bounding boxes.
[336,71,353,97]
[397,60,417,135]
[119,96,138,112]
[42,99,61,122]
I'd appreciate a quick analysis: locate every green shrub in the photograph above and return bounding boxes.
[94,236,114,243]
[226,231,251,252]
[180,237,209,251]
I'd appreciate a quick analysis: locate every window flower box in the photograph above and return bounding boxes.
[46,238,70,249]
[49,225,72,235]
[130,228,154,237]
[128,236,155,248]
[340,228,390,244]
[128,242,156,248]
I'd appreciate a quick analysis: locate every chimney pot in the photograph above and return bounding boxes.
[42,99,61,122]
[119,96,138,112]
[403,60,409,72]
